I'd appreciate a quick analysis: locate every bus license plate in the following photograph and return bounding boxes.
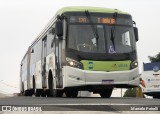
[102,80,114,84]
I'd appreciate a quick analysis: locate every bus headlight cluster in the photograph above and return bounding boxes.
[66,58,83,69]
[131,60,138,69]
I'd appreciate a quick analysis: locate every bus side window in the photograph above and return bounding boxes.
[51,27,55,48]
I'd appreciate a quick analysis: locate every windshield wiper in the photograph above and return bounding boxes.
[110,12,118,51]
[85,10,99,48]
[110,28,115,50]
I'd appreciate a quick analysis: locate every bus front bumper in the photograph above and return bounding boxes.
[63,66,140,88]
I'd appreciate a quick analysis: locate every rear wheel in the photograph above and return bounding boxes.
[24,90,29,96]
[24,90,32,96]
[41,90,47,97]
[32,77,37,96]
[35,89,40,97]
[99,88,113,98]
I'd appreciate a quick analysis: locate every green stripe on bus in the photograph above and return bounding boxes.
[81,60,131,71]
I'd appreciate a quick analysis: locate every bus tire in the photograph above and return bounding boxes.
[25,90,32,96]
[65,89,78,98]
[35,89,40,97]
[56,90,64,97]
[33,76,38,96]
[24,90,28,96]
[41,90,47,97]
[48,70,57,97]
[21,82,25,94]
[153,95,160,99]
[99,89,113,98]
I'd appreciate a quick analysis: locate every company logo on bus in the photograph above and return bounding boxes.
[153,66,159,72]
[111,64,128,68]
[88,61,94,69]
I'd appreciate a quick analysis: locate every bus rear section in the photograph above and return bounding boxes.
[140,62,160,99]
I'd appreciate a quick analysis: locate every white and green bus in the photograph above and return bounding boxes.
[20,7,140,98]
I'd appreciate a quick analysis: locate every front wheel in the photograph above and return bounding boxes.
[65,89,78,98]
[99,88,113,98]
[56,90,64,97]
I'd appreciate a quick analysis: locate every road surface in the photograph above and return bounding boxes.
[0,96,160,114]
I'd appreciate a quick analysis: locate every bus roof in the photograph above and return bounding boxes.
[30,6,129,49]
[56,6,129,15]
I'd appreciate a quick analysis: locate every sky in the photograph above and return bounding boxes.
[0,0,160,94]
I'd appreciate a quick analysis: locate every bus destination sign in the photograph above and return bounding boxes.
[70,16,116,24]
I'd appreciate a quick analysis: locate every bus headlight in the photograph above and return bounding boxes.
[66,58,83,69]
[131,60,138,69]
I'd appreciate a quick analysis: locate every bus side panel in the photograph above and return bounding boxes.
[30,38,42,89]
[46,53,56,89]
[30,63,36,90]
[46,31,56,89]
[19,65,23,93]
[22,70,27,91]
[36,60,42,89]
[21,55,28,92]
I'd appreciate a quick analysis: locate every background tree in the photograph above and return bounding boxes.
[148,52,160,62]
[123,88,136,97]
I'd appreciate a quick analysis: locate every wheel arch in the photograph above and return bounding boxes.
[48,69,56,89]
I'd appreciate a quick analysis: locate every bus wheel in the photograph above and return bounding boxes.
[33,76,40,97]
[47,88,57,97]
[99,89,113,98]
[25,90,32,96]
[35,89,40,97]
[56,90,64,97]
[41,90,47,97]
[153,95,160,99]
[48,71,57,97]
[65,89,78,98]
[24,90,29,96]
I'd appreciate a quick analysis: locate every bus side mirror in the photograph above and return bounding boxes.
[134,27,139,42]
[56,20,63,38]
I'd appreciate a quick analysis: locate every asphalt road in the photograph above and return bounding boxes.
[0,96,160,105]
[0,96,160,112]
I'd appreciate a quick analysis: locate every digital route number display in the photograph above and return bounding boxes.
[78,17,116,24]
[70,16,116,24]
[69,16,133,26]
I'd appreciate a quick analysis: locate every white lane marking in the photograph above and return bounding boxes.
[34,103,145,106]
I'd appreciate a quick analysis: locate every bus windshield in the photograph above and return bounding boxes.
[67,24,136,54]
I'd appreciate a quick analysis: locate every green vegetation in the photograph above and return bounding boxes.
[123,88,136,97]
[123,87,144,97]
[148,52,160,62]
